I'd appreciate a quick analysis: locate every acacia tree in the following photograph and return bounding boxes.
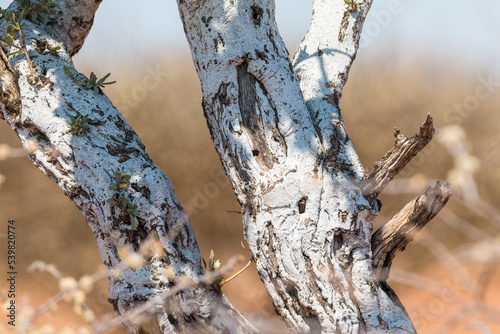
[0,0,451,333]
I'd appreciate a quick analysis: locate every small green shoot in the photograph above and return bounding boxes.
[67,115,89,136]
[107,194,138,230]
[63,66,116,94]
[104,168,131,192]
[202,250,222,285]
[86,72,116,94]
[105,168,137,229]
[344,0,365,12]
[0,10,22,47]
[63,66,84,85]
[202,250,221,272]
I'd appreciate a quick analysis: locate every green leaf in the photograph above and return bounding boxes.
[18,7,26,20]
[119,197,128,207]
[103,168,112,178]
[107,198,117,206]
[63,66,73,77]
[5,50,23,57]
[129,215,136,230]
[100,73,111,81]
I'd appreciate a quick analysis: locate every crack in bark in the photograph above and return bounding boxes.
[338,11,351,43]
[0,47,21,117]
[237,62,276,170]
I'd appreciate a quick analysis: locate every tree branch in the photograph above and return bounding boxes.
[360,114,435,203]
[371,181,452,283]
[176,0,320,204]
[292,0,374,179]
[5,0,102,56]
[0,2,258,332]
[177,1,418,333]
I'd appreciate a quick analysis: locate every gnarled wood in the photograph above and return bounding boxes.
[0,47,21,117]
[372,181,452,282]
[5,0,102,56]
[360,114,435,204]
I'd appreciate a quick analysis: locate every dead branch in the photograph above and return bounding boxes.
[372,181,452,282]
[360,114,434,204]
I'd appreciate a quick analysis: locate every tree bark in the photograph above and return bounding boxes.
[177,0,449,333]
[0,1,257,333]
[0,0,452,333]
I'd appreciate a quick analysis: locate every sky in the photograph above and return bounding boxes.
[0,0,498,73]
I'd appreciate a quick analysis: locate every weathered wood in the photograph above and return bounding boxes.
[360,114,435,204]
[0,47,21,117]
[5,0,102,56]
[372,181,452,282]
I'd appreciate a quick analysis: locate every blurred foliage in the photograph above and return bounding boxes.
[0,53,499,333]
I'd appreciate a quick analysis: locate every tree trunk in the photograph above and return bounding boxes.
[0,0,451,333]
[0,1,257,333]
[177,0,450,333]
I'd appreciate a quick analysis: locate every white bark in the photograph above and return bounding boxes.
[0,0,451,333]
[5,0,101,56]
[292,0,373,175]
[176,1,431,333]
[0,1,257,333]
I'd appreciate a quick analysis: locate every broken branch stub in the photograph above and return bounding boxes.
[371,181,452,283]
[360,114,435,204]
